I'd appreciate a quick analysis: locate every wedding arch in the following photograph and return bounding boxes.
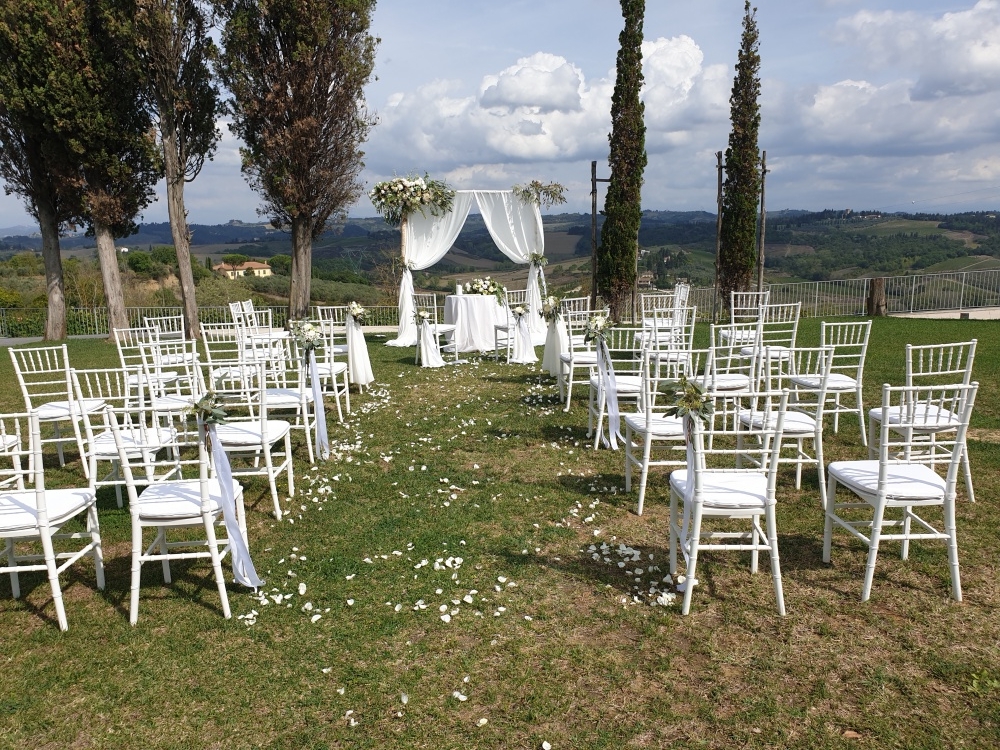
[384,189,548,348]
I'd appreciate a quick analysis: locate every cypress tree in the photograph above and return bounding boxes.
[597,0,646,322]
[718,1,762,311]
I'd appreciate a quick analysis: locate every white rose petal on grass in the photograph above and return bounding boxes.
[477,718,489,727]
[337,687,345,695]
[298,583,306,595]
[440,613,452,623]
[542,742,552,750]
[452,691,468,702]
[346,599,354,606]
[401,693,409,705]
[310,614,322,623]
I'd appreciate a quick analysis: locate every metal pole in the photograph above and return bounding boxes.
[591,161,598,310]
[756,150,767,294]
[712,151,723,323]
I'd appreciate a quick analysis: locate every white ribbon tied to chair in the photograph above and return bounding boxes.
[541,316,568,377]
[207,425,263,588]
[596,338,622,450]
[510,313,537,364]
[677,417,699,593]
[346,315,374,386]
[308,350,330,461]
[418,320,446,368]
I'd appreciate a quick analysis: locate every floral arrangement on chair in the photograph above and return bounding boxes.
[659,375,714,425]
[583,312,612,343]
[465,276,505,305]
[414,308,432,325]
[369,174,455,227]
[511,304,529,320]
[347,301,367,326]
[540,295,561,323]
[188,391,227,425]
[290,320,323,352]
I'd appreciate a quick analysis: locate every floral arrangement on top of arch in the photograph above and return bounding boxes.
[368,174,455,227]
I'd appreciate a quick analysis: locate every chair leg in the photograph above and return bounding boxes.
[944,495,962,601]
[868,415,879,459]
[861,501,887,602]
[794,438,804,489]
[855,387,867,447]
[668,487,679,577]
[680,506,704,616]
[264,443,281,520]
[815,431,827,509]
[961,445,975,503]
[203,513,231,619]
[563,370,575,412]
[39,530,68,631]
[6,538,20,597]
[88,504,105,591]
[764,503,786,616]
[129,524,143,626]
[284,432,295,500]
[636,434,653,516]
[822,475,838,561]
[343,371,351,414]
[750,517,760,574]
[158,528,171,583]
[832,393,841,435]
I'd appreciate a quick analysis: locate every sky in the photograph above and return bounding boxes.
[3,0,1000,230]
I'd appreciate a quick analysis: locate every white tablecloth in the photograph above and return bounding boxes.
[444,295,504,353]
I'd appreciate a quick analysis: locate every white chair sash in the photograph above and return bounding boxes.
[597,339,622,450]
[346,316,374,386]
[541,317,567,377]
[418,321,446,368]
[308,350,330,460]
[208,425,263,588]
[511,314,537,364]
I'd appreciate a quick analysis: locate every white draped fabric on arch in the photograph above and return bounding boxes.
[386,190,547,348]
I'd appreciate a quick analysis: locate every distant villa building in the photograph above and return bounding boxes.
[214,260,272,279]
[637,270,656,289]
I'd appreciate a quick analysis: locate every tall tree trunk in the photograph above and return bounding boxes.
[94,221,128,336]
[36,196,67,340]
[289,215,312,320]
[163,131,200,339]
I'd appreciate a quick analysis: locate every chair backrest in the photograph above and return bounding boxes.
[640,292,675,318]
[316,306,348,324]
[759,302,800,349]
[905,339,976,387]
[638,347,710,417]
[650,305,697,351]
[138,337,204,402]
[874,382,978,488]
[144,314,186,341]
[560,296,590,314]
[562,310,594,352]
[113,327,155,374]
[674,282,691,307]
[412,293,443,325]
[820,320,872,381]
[687,389,788,488]
[8,345,73,411]
[597,325,648,376]
[0,411,32,491]
[763,346,833,420]
[108,406,203,501]
[729,289,770,324]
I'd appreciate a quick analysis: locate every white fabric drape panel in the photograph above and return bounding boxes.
[346,317,374,386]
[387,193,474,347]
[473,190,547,343]
[418,322,446,368]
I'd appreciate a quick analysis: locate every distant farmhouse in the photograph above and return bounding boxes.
[214,260,272,279]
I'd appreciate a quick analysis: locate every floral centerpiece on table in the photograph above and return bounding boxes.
[540,295,560,323]
[368,174,455,227]
[583,311,612,343]
[347,301,367,326]
[290,320,323,352]
[465,276,505,305]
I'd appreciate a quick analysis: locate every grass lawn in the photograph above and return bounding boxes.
[1,316,998,749]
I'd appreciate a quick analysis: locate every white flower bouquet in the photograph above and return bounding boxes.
[511,304,529,320]
[348,301,367,325]
[540,295,560,323]
[414,308,433,325]
[465,276,505,305]
[584,312,612,343]
[290,320,323,352]
[369,174,455,227]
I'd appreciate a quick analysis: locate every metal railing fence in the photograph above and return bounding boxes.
[3,268,999,338]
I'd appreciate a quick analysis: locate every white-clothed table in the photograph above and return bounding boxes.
[444,294,504,353]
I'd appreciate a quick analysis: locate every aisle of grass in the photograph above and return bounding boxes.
[0,316,997,749]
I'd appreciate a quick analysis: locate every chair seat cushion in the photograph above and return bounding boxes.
[740,344,791,358]
[868,404,960,431]
[36,398,106,421]
[624,412,685,437]
[0,487,96,533]
[151,395,192,412]
[792,373,856,391]
[560,351,597,365]
[431,324,457,334]
[828,459,946,503]
[739,409,817,435]
[134,478,243,520]
[711,374,751,391]
[90,426,176,459]
[719,329,757,344]
[214,420,291,446]
[669,470,769,510]
[314,361,348,377]
[265,388,313,406]
[589,374,642,394]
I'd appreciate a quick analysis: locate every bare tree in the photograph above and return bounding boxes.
[217,0,378,319]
